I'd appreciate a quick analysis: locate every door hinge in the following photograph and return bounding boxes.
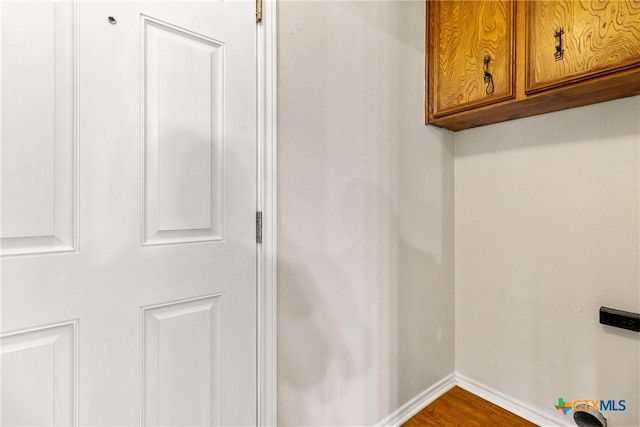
[256,211,263,244]
[256,0,262,23]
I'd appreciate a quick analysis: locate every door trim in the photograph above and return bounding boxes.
[257,1,277,425]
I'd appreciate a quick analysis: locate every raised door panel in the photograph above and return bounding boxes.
[142,296,222,426]
[0,0,77,256]
[429,0,515,118]
[0,322,77,426]
[142,16,224,246]
[526,0,640,93]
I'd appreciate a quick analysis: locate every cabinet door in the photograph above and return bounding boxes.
[429,0,515,118]
[526,0,640,93]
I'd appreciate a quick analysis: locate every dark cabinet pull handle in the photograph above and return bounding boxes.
[483,54,495,95]
[554,27,565,60]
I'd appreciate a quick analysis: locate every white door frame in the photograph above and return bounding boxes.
[257,1,277,425]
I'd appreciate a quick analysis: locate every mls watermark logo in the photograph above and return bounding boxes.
[555,397,627,415]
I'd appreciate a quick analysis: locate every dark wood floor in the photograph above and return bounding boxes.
[402,386,538,427]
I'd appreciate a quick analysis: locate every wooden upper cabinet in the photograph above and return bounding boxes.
[429,0,515,117]
[527,0,640,93]
[426,0,640,131]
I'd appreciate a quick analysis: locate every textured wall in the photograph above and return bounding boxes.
[455,97,640,427]
[277,2,455,425]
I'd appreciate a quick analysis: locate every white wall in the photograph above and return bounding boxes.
[455,96,640,427]
[277,2,455,425]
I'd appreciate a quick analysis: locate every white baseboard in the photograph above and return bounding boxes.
[377,373,456,427]
[377,372,573,427]
[455,372,572,427]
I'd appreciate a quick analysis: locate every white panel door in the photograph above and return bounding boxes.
[0,0,257,425]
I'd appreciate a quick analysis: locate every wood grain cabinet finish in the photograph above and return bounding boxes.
[426,0,640,131]
[527,0,640,93]
[430,0,515,117]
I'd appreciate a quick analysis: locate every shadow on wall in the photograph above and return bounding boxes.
[395,203,452,407]
[277,238,370,425]
[276,0,455,424]
[332,0,456,411]
[278,179,452,425]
